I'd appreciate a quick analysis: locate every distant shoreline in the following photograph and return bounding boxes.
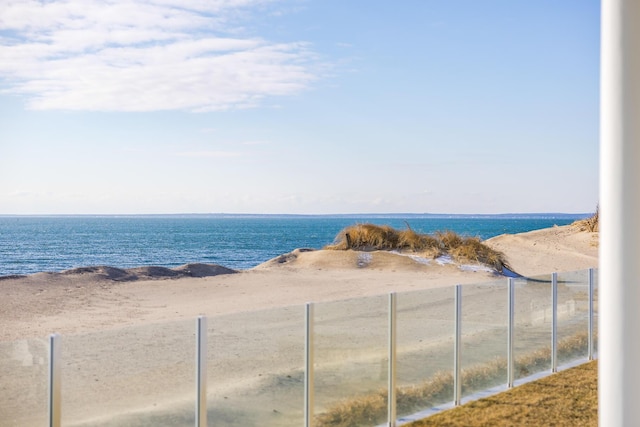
[0,212,591,219]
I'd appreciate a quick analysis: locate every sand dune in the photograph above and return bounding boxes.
[485,224,598,276]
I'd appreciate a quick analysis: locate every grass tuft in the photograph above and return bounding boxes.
[436,230,464,250]
[449,236,507,271]
[325,224,509,271]
[572,206,599,232]
[397,227,441,253]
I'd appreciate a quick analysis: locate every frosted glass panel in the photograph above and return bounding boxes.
[557,271,590,365]
[396,286,455,418]
[461,280,509,396]
[207,306,304,427]
[0,337,49,426]
[314,294,388,427]
[61,320,195,426]
[513,275,552,380]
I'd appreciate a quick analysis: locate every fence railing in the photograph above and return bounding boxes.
[0,268,597,427]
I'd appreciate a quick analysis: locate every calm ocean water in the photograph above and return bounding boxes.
[0,214,587,276]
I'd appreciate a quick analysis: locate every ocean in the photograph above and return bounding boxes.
[0,214,587,276]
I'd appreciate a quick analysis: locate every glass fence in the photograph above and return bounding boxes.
[0,268,597,427]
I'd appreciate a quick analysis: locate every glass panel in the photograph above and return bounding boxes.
[513,274,552,380]
[206,305,304,427]
[396,286,455,418]
[61,320,195,426]
[0,337,49,426]
[461,279,508,397]
[557,270,590,365]
[313,294,388,427]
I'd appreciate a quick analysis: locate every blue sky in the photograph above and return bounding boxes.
[0,0,600,215]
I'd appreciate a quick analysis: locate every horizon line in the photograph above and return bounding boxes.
[0,212,591,218]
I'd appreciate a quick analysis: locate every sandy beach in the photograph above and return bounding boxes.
[0,224,598,427]
[0,224,598,341]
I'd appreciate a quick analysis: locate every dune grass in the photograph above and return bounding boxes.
[407,360,597,427]
[324,224,508,271]
[572,207,599,232]
[314,331,594,427]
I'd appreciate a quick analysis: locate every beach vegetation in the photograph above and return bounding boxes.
[325,223,509,271]
[314,331,594,427]
[407,360,597,427]
[572,206,599,232]
[398,226,441,254]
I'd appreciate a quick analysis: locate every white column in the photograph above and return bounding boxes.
[600,0,640,425]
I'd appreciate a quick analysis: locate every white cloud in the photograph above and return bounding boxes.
[175,150,243,158]
[0,0,321,112]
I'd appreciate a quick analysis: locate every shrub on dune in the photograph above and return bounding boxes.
[325,223,400,250]
[436,230,464,250]
[572,206,599,232]
[449,236,508,271]
[325,223,509,272]
[398,226,441,253]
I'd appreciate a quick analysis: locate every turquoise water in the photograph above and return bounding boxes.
[0,214,587,276]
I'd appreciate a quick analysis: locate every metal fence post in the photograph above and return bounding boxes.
[588,268,595,360]
[196,316,207,427]
[388,293,397,427]
[305,303,315,427]
[48,333,61,427]
[507,278,515,388]
[551,273,558,373]
[454,285,462,406]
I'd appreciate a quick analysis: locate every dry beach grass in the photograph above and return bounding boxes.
[407,360,597,427]
[325,224,510,271]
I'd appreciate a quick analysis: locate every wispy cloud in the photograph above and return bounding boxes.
[174,150,244,158]
[0,0,321,112]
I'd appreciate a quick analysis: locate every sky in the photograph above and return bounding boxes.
[0,0,600,215]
